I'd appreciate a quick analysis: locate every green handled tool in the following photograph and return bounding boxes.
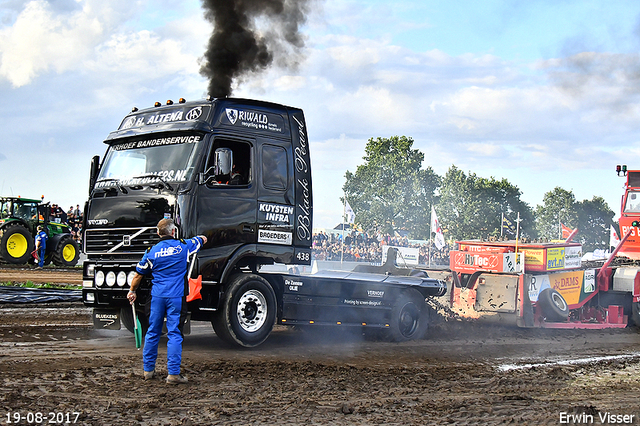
[131,303,142,349]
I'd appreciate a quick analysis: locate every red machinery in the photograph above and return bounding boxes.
[424,166,640,328]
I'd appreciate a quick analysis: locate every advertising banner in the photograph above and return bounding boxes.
[383,246,419,266]
[450,251,518,273]
[523,249,545,271]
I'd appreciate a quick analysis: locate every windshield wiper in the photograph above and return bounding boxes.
[132,174,174,191]
[95,178,128,194]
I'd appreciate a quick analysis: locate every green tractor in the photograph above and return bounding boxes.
[0,196,80,267]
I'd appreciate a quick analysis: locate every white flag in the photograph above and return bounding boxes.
[345,200,355,224]
[610,225,620,248]
[431,206,446,249]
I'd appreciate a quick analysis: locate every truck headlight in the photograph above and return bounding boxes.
[127,271,137,285]
[85,292,95,303]
[117,271,127,287]
[95,270,105,287]
[86,264,96,278]
[106,271,116,287]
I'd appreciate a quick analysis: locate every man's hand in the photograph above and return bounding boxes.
[127,290,136,304]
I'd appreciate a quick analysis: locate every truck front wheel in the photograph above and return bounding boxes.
[383,289,428,342]
[211,274,276,348]
[0,223,34,264]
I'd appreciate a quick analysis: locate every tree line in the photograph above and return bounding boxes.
[342,136,615,252]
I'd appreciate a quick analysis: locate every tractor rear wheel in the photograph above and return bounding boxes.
[0,223,34,264]
[52,235,80,266]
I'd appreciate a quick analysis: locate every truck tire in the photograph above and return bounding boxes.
[537,288,569,322]
[52,235,80,266]
[121,307,134,333]
[120,306,149,336]
[211,274,277,348]
[0,223,34,264]
[383,289,428,342]
[632,301,640,327]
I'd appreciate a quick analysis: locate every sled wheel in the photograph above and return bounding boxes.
[0,223,34,264]
[53,235,80,266]
[537,288,569,322]
[211,274,276,347]
[383,289,428,342]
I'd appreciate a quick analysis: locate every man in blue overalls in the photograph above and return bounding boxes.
[34,225,47,268]
[127,219,207,384]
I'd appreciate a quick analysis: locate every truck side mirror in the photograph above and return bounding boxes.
[89,155,100,194]
[199,148,234,185]
[214,148,233,177]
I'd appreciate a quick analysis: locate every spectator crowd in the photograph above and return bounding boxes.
[49,203,83,243]
[312,230,450,266]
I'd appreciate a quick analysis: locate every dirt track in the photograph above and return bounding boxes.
[1,268,640,425]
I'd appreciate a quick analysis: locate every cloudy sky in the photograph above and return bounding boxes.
[2,0,640,230]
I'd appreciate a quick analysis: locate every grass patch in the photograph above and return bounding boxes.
[0,281,81,290]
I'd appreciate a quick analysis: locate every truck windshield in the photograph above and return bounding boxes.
[97,134,202,188]
[624,191,640,213]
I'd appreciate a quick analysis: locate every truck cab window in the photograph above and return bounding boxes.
[625,191,640,213]
[262,145,288,190]
[205,139,251,186]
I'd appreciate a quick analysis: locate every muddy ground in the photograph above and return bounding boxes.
[1,267,640,425]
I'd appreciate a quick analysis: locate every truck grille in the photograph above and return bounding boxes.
[84,227,159,255]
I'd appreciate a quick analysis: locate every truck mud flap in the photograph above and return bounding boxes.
[93,309,121,330]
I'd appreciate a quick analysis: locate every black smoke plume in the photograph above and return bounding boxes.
[200,0,311,98]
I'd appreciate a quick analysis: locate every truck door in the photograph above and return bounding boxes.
[256,141,296,251]
[195,136,257,260]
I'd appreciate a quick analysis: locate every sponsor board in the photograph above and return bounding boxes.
[343,299,383,307]
[94,169,190,189]
[259,203,294,224]
[112,135,201,151]
[527,274,551,302]
[367,290,385,298]
[524,249,545,271]
[93,310,121,330]
[285,278,303,292]
[382,246,419,266]
[528,270,590,305]
[450,251,518,273]
[551,270,584,305]
[222,108,285,133]
[565,246,583,269]
[119,106,209,130]
[584,269,596,293]
[258,229,292,245]
[546,247,565,270]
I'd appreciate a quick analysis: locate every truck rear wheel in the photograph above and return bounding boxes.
[0,223,34,264]
[383,289,428,342]
[632,301,640,327]
[211,274,276,348]
[537,288,569,322]
[52,235,80,266]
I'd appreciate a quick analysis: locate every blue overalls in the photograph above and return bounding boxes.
[34,230,47,267]
[136,235,203,375]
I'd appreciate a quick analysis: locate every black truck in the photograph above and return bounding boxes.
[82,97,446,347]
